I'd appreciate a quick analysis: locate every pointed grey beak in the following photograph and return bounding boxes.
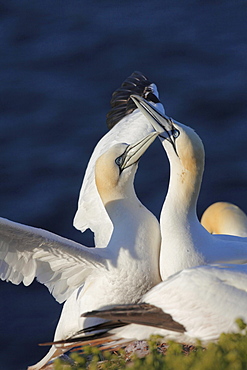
[130,94,174,137]
[120,131,159,171]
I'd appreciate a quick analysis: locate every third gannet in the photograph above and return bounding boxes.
[0,132,161,369]
[201,202,247,237]
[131,95,247,280]
[73,71,165,247]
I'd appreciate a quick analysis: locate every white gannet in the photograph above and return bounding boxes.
[201,202,247,237]
[0,132,161,369]
[52,264,247,348]
[130,95,247,280]
[73,71,165,247]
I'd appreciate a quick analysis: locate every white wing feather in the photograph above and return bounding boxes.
[0,217,107,303]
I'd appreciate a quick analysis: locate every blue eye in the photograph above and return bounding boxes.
[115,156,123,167]
[172,129,180,138]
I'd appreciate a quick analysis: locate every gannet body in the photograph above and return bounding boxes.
[201,202,247,237]
[74,72,165,247]
[74,264,247,347]
[0,132,161,369]
[131,95,247,280]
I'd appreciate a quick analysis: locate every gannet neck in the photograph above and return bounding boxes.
[163,121,204,216]
[104,191,138,222]
[105,197,161,263]
[96,186,155,258]
[159,122,207,279]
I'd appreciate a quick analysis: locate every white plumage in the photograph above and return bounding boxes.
[77,264,247,347]
[2,72,247,367]
[0,217,105,303]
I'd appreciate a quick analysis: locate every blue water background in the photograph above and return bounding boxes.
[0,1,247,369]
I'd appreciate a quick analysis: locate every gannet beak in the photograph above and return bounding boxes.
[130,94,174,138]
[119,131,159,171]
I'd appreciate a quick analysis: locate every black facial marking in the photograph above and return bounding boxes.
[159,127,180,158]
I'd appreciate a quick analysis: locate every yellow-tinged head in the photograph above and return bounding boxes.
[95,132,158,205]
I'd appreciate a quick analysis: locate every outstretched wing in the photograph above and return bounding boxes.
[74,71,165,247]
[0,217,107,303]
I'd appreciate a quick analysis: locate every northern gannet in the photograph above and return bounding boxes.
[130,95,247,280]
[0,132,161,369]
[73,71,165,247]
[52,264,247,348]
[201,202,247,237]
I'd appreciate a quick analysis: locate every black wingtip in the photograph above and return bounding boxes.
[81,303,185,334]
[106,71,160,130]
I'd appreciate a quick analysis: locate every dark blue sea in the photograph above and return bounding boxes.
[0,1,247,369]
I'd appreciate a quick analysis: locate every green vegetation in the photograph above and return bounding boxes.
[54,320,247,370]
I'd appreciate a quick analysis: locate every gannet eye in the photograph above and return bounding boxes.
[172,129,180,139]
[115,156,124,167]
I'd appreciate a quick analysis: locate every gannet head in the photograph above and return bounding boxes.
[201,202,247,237]
[95,131,158,205]
[130,94,204,176]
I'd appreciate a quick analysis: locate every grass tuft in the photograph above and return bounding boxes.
[54,319,247,369]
